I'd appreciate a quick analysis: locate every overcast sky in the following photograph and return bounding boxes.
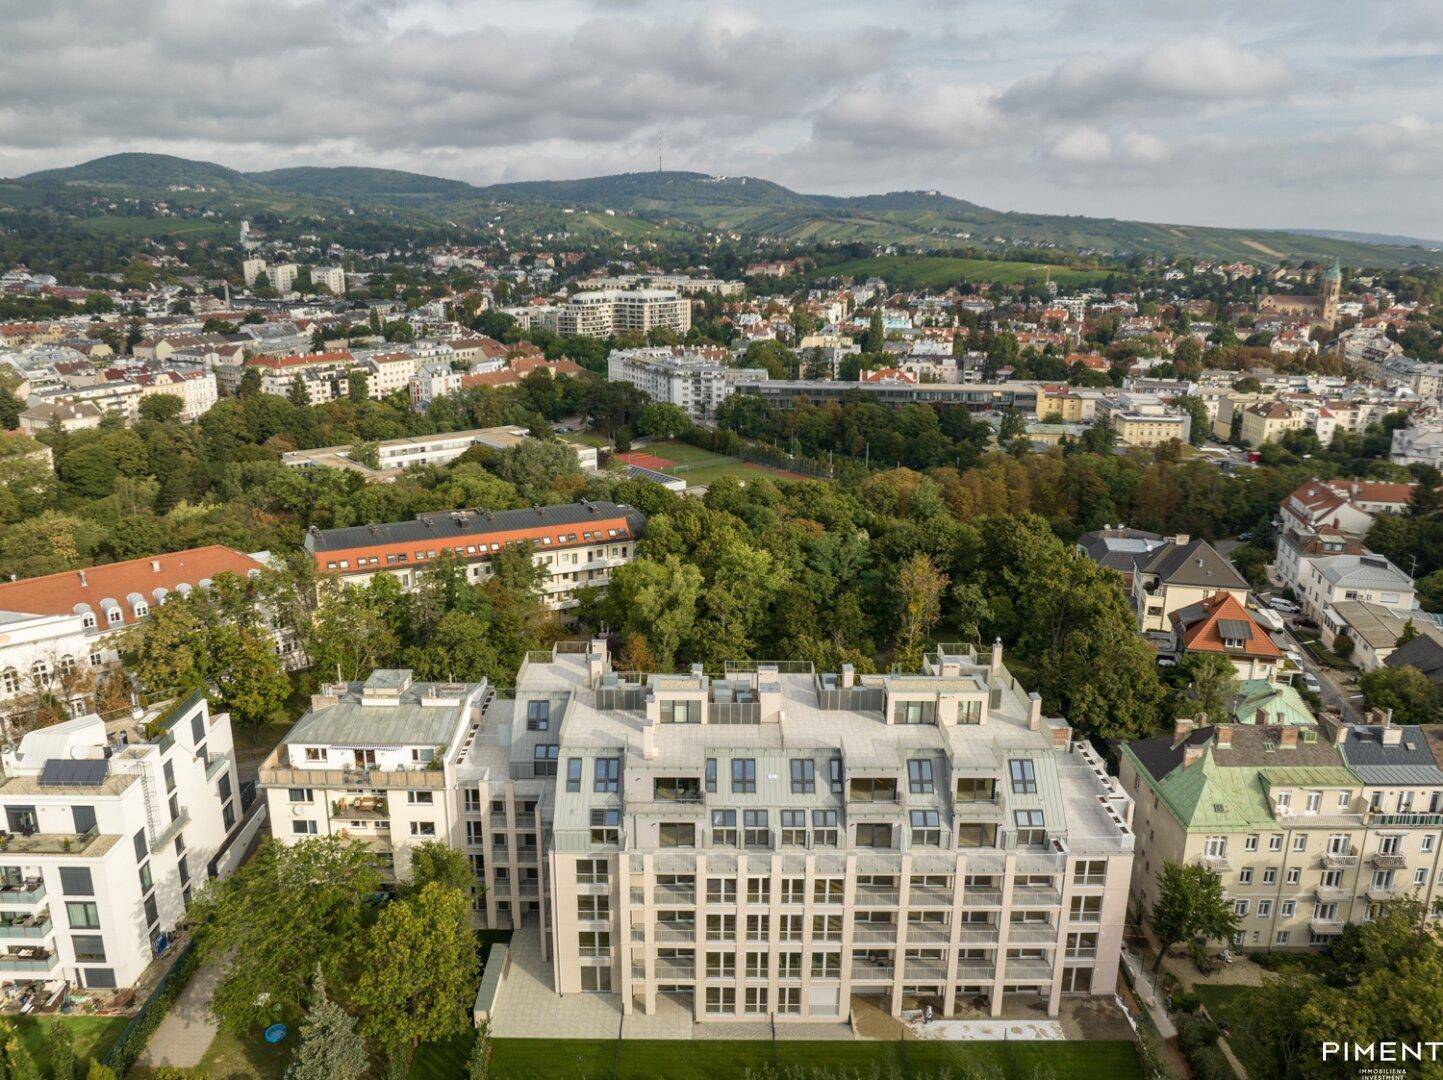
[4,0,1442,239]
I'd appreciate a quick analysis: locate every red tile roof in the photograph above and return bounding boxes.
[0,546,267,627]
[1171,592,1282,660]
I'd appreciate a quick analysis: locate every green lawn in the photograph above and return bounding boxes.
[11,1015,128,1068]
[188,1023,291,1080]
[816,255,1106,289]
[1192,985,1260,1076]
[488,1037,1144,1080]
[561,431,613,449]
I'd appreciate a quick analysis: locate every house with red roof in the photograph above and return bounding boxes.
[1168,591,1284,682]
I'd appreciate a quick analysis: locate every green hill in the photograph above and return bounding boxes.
[14,154,1443,268]
[249,166,476,199]
[21,152,249,189]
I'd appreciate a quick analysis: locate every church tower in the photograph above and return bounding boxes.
[1320,259,1341,329]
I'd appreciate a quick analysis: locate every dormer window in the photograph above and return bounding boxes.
[106,608,123,625]
[133,602,149,619]
[82,613,97,629]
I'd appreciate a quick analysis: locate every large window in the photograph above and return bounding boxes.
[856,823,893,849]
[907,759,934,794]
[72,935,106,962]
[711,809,737,845]
[790,759,815,794]
[66,902,100,929]
[1014,810,1046,846]
[593,757,620,793]
[566,758,582,793]
[910,810,941,846]
[731,758,757,794]
[1009,759,1038,794]
[525,700,550,731]
[743,810,770,848]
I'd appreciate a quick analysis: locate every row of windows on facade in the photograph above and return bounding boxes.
[548,756,1037,797]
[1,652,105,695]
[323,533,628,571]
[1202,830,1437,858]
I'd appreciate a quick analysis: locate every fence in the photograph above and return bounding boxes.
[102,940,201,1076]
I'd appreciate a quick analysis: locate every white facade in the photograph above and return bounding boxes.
[608,348,765,422]
[313,266,347,294]
[1392,424,1443,468]
[0,694,242,990]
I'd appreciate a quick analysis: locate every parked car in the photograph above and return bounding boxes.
[1268,597,1300,613]
[1293,616,1319,632]
[1302,674,1322,694]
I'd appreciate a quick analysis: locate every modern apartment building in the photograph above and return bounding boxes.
[0,692,243,989]
[304,501,644,610]
[606,347,766,422]
[1093,393,1191,447]
[1120,716,1443,952]
[464,640,1133,1022]
[259,671,489,882]
[282,427,597,482]
[539,290,692,339]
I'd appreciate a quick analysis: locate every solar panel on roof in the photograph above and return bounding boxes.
[38,758,109,786]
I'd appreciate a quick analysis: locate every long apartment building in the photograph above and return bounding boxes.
[0,693,243,990]
[1120,714,1443,952]
[476,641,1130,1022]
[520,290,693,339]
[304,501,644,610]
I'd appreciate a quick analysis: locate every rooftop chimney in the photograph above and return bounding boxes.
[1278,726,1299,749]
[1172,534,1190,546]
[840,663,855,690]
[78,569,88,588]
[1027,691,1042,731]
[1215,726,1233,749]
[1183,743,1207,767]
[150,560,161,572]
[1382,725,1403,746]
[1174,717,1195,742]
[990,637,1004,676]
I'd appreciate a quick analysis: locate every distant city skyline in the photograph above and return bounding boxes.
[4,0,1442,238]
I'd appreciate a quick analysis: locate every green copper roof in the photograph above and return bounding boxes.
[1123,742,1358,833]
[1230,679,1315,726]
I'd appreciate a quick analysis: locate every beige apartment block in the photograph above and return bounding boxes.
[1120,717,1443,952]
[465,640,1133,1023]
[261,643,1135,1023]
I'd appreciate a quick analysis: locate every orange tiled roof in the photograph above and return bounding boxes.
[1171,592,1282,660]
[0,546,268,627]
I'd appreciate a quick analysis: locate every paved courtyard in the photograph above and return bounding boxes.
[490,925,854,1041]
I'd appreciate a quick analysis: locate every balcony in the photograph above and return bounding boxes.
[645,958,697,980]
[961,889,1003,908]
[0,949,57,972]
[909,885,953,906]
[854,886,900,906]
[0,880,45,905]
[0,914,51,940]
[1195,854,1231,873]
[954,958,996,979]
[1319,850,1359,869]
[1369,852,1406,870]
[852,926,899,943]
[904,924,950,944]
[205,751,233,781]
[258,748,446,790]
[850,963,895,981]
[654,885,697,905]
[957,926,1001,945]
[1309,918,1345,936]
[904,958,948,979]
[1002,957,1054,981]
[1372,812,1443,828]
[1313,885,1350,903]
[333,795,388,820]
[1007,923,1059,944]
[0,826,106,857]
[1366,886,1403,903]
[652,926,697,944]
[1012,886,1062,908]
[150,811,189,853]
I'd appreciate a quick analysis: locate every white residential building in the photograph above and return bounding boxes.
[0,693,243,990]
[1392,423,1443,468]
[1296,553,1417,624]
[607,347,766,422]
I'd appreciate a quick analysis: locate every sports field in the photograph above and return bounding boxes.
[617,440,813,487]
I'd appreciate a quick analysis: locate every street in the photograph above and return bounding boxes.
[1270,622,1363,724]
